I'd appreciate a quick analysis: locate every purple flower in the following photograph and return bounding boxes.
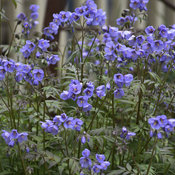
[4,60,15,73]
[53,115,62,126]
[100,161,110,170]
[126,131,136,140]
[136,35,145,45]
[15,72,25,82]
[60,113,68,122]
[75,6,86,16]
[106,82,111,90]
[49,22,59,35]
[116,17,125,26]
[1,130,11,145]
[153,40,164,52]
[83,88,93,98]
[148,117,160,130]
[81,136,86,144]
[64,117,75,129]
[29,4,39,12]
[157,115,168,127]
[33,69,44,82]
[77,96,88,108]
[114,89,124,98]
[124,74,133,86]
[17,13,26,21]
[20,47,31,58]
[96,85,106,98]
[47,125,58,135]
[47,55,60,65]
[0,66,6,80]
[69,80,82,95]
[38,39,50,51]
[157,132,162,139]
[59,11,71,23]
[82,149,90,157]
[30,12,39,20]
[130,0,140,9]
[82,103,92,112]
[73,118,83,131]
[69,12,80,23]
[17,132,28,143]
[114,73,124,88]
[60,91,71,100]
[92,164,102,173]
[86,81,94,90]
[96,154,105,163]
[80,157,92,168]
[10,129,19,139]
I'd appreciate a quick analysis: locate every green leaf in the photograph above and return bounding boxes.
[11,0,17,8]
[107,170,125,175]
[126,163,132,171]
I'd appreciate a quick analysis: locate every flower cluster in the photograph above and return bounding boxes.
[80,149,110,174]
[113,73,133,99]
[60,80,93,112]
[41,113,83,135]
[0,58,44,85]
[102,18,175,73]
[1,129,28,147]
[120,127,136,140]
[116,15,138,27]
[148,115,175,139]
[17,4,39,35]
[130,0,149,11]
[43,0,106,40]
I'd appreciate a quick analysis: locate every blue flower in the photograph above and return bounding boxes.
[60,91,71,100]
[157,115,168,127]
[96,85,106,98]
[53,115,62,126]
[33,69,44,82]
[81,136,86,144]
[49,22,59,35]
[114,73,124,88]
[29,4,39,12]
[96,154,105,163]
[82,103,92,112]
[82,149,90,157]
[100,161,110,170]
[47,125,58,135]
[114,89,124,99]
[38,39,50,51]
[30,12,39,20]
[3,60,15,73]
[17,13,26,21]
[124,74,133,87]
[10,129,19,139]
[0,66,6,80]
[73,118,83,131]
[60,113,68,122]
[148,117,160,130]
[77,96,88,108]
[92,164,102,173]
[59,11,71,23]
[1,130,11,145]
[80,157,92,168]
[64,117,75,129]
[83,88,93,98]
[47,55,60,65]
[17,132,28,143]
[69,80,82,95]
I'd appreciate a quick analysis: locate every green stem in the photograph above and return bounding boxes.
[17,143,27,175]
[146,138,157,175]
